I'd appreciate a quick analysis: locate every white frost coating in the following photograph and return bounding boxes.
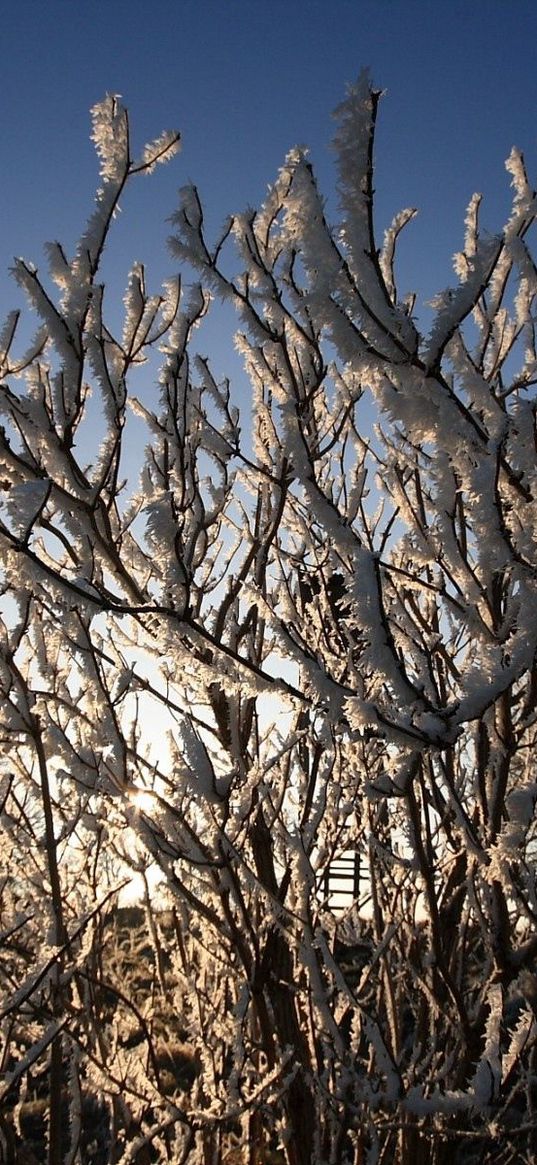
[507,783,537,829]
[0,1020,64,1097]
[505,147,534,215]
[424,235,501,371]
[471,981,502,1107]
[90,94,129,183]
[2,478,50,538]
[404,1086,472,1117]
[379,206,418,303]
[333,73,414,358]
[135,128,181,174]
[503,1006,536,1083]
[178,717,223,804]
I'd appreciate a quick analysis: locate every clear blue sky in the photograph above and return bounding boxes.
[2,0,537,351]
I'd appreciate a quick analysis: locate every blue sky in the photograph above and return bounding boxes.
[2,1,537,357]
